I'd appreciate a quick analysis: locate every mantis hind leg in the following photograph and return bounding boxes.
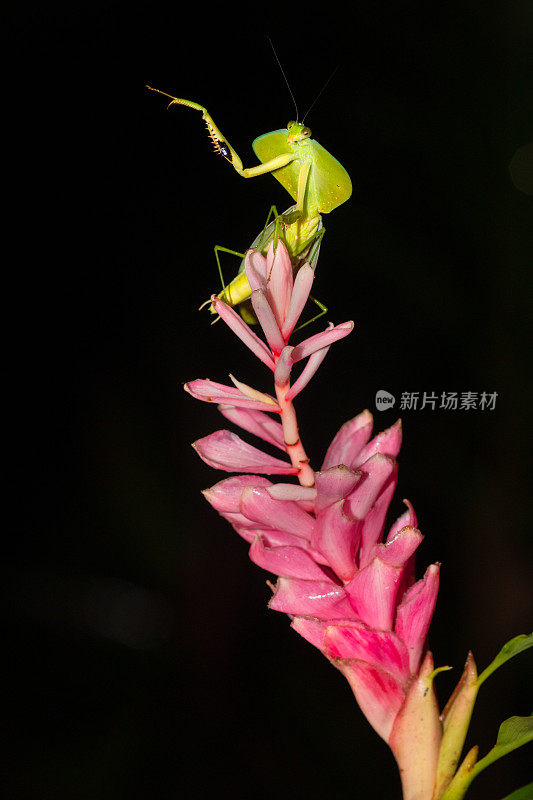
[212,244,257,324]
[263,204,280,234]
[296,295,328,331]
[213,245,245,303]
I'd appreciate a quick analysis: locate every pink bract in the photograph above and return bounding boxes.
[204,411,440,746]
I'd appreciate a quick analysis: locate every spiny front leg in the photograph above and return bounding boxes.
[146,86,295,178]
[146,86,242,167]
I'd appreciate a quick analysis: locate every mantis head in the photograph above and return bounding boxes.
[286,121,312,143]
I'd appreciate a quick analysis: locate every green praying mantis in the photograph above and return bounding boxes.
[147,85,352,323]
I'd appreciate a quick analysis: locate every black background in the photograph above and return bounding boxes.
[4,2,532,798]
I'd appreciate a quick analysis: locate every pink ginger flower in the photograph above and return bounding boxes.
[185,242,444,800]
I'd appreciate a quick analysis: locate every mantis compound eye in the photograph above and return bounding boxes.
[287,120,295,129]
[302,127,312,138]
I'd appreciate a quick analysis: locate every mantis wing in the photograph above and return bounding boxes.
[307,139,352,214]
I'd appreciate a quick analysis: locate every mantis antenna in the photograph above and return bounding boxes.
[267,36,299,122]
[302,65,340,123]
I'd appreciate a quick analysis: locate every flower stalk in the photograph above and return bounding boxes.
[274,378,315,487]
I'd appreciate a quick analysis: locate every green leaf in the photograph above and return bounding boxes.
[499,782,533,800]
[494,715,533,753]
[439,716,533,800]
[477,633,533,687]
